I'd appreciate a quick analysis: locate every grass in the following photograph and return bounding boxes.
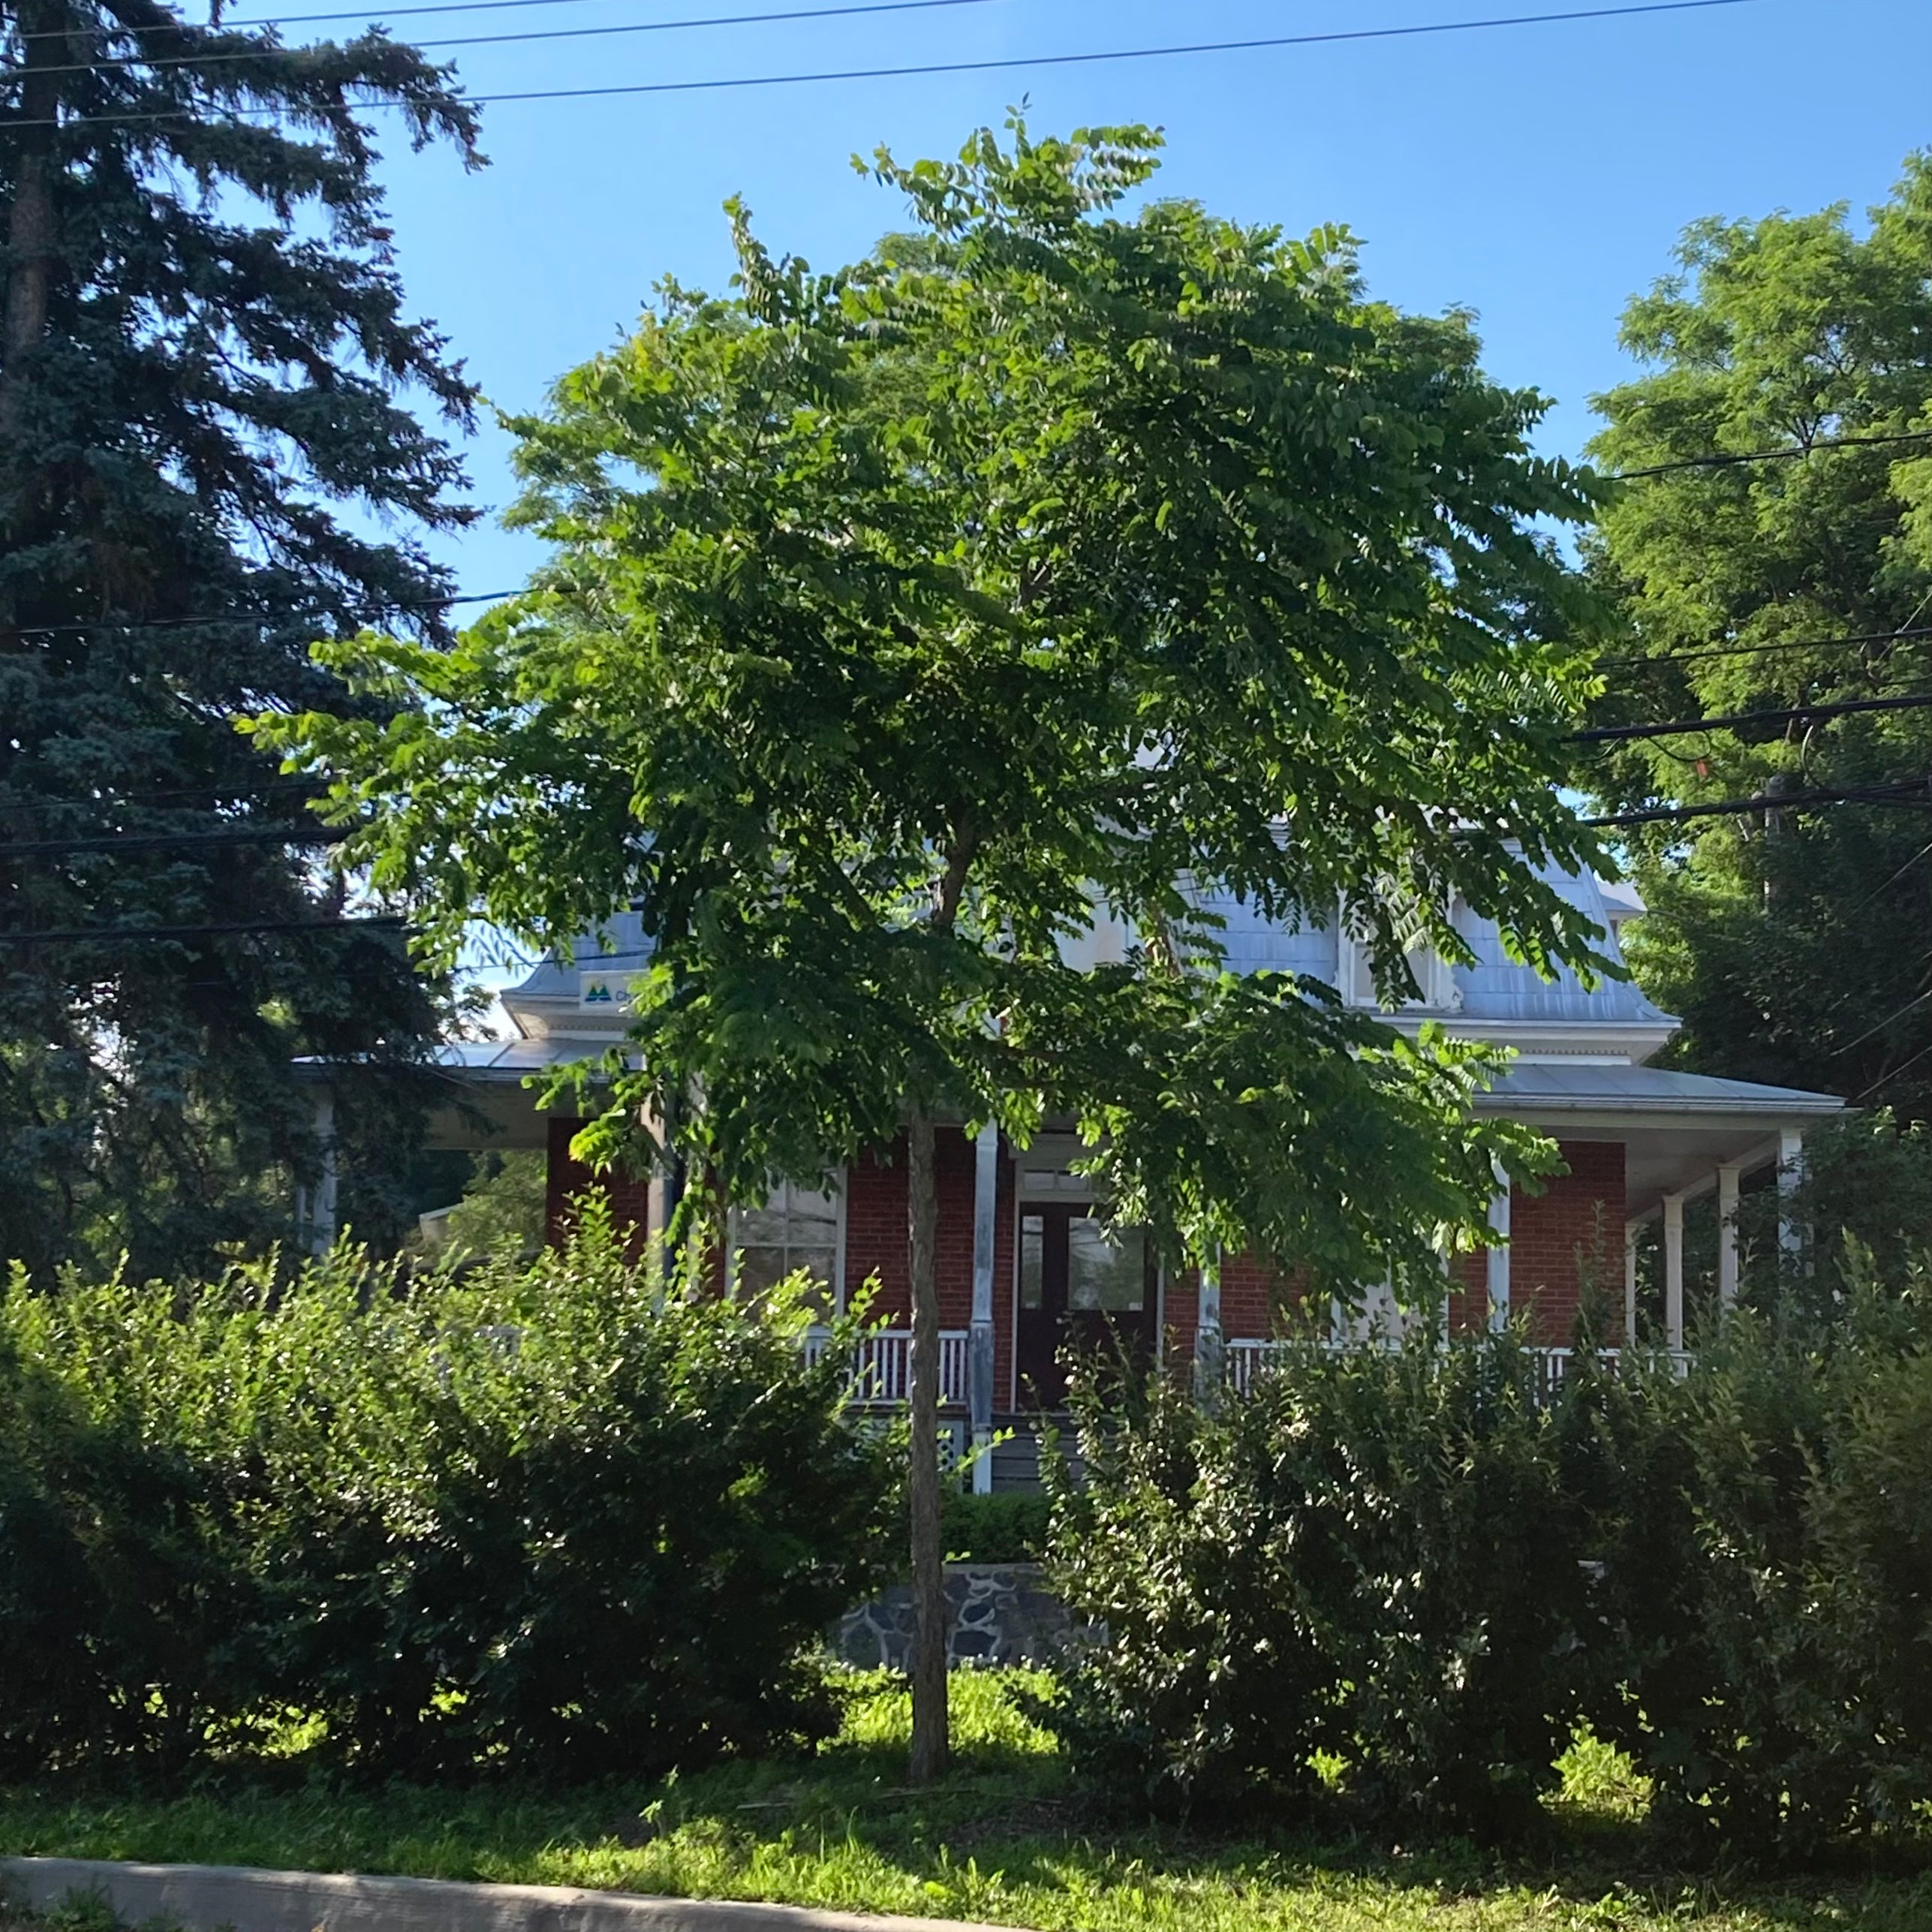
[3,1672,1928,1932]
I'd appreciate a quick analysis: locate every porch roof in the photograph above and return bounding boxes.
[1475,1061,1842,1220]
[1475,1061,1840,1118]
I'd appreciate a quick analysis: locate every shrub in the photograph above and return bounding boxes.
[941,1489,1049,1563]
[0,1208,898,1781]
[1593,1258,1932,1858]
[1046,1329,1609,1838]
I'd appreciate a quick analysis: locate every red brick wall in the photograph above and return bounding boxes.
[1446,1249,1489,1335]
[1504,1139,1626,1344]
[543,1116,656,1254]
[841,1130,988,1331]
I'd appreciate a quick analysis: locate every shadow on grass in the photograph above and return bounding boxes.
[4,1672,1930,1931]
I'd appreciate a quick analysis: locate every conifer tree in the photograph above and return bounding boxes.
[1,1,480,1275]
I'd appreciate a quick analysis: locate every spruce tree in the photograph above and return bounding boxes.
[1,1,480,1276]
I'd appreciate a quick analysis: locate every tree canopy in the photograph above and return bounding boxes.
[282,119,1613,1290]
[1,0,481,1274]
[272,118,1618,1774]
[1584,155,1932,1121]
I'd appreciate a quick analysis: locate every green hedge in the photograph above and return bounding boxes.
[1046,1261,1932,1856]
[942,1489,1050,1563]
[0,1209,898,1782]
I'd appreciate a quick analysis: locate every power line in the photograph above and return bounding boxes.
[0,825,343,858]
[8,587,514,639]
[1835,982,1932,1060]
[8,0,1005,79]
[0,915,407,945]
[1581,780,1932,830]
[1597,623,1932,672]
[0,0,1769,131]
[1570,691,1932,745]
[1846,833,1932,919]
[1615,427,1932,479]
[1855,1034,1932,1102]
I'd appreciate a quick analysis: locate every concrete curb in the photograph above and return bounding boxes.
[0,1858,1019,1932]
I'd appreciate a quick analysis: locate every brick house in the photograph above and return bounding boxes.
[375,864,1840,1485]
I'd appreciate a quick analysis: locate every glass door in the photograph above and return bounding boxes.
[1015,1205,1157,1408]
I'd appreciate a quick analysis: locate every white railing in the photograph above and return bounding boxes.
[1224,1337,1691,1400]
[802,1326,971,1407]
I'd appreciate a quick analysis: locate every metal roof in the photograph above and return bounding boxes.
[1477,1061,1840,1115]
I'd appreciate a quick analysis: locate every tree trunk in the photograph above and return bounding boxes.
[904,1103,949,1784]
[0,0,63,443]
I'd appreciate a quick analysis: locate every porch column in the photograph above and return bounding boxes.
[1717,1163,1741,1312]
[1485,1163,1511,1333]
[298,1090,339,1256]
[1623,1220,1639,1347]
[1193,1250,1223,1406]
[1663,1191,1685,1350]
[968,1123,998,1497]
[1777,1127,1805,1262]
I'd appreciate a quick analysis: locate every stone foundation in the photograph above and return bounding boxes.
[833,1563,1082,1670]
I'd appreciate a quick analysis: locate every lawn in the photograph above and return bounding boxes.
[2,1672,1927,1932]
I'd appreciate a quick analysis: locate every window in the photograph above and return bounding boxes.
[1069,1220,1145,1313]
[729,1179,841,1305]
[1336,895,1461,1012]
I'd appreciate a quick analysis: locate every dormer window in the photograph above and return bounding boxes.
[1337,896,1461,1013]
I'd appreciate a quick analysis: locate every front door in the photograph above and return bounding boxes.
[1014,1205,1157,1409]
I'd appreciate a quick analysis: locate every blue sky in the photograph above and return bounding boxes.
[320,0,1932,596]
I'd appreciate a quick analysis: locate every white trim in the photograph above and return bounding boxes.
[1663,1193,1685,1350]
[1717,1164,1741,1312]
[1486,1163,1511,1332]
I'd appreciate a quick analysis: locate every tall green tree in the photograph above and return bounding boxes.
[0,2,481,1275]
[1585,155,1932,1121]
[269,121,1611,1779]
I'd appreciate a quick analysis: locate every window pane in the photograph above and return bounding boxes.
[1019,1214,1044,1310]
[1069,1220,1143,1312]
[788,1245,837,1291]
[733,1203,788,1246]
[784,1185,839,1235]
[736,1246,790,1298]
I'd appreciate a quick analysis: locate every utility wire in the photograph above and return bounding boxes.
[8,587,514,639]
[1581,781,1932,829]
[0,826,342,858]
[1835,983,1932,1060]
[0,915,407,945]
[0,0,1771,131]
[1855,1034,1932,1102]
[1845,834,1932,919]
[1598,623,1932,672]
[1569,691,1932,745]
[1615,427,1932,478]
[6,0,1006,79]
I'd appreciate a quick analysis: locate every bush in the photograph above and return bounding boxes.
[1593,1256,1932,1858]
[941,1489,1049,1563]
[1046,1268,1932,1858]
[1046,1329,1610,1838]
[0,1208,898,1781]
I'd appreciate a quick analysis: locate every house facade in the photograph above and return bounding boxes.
[393,865,1840,1485]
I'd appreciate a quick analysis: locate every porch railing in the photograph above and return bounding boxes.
[1224,1336,1692,1400]
[803,1326,971,1407]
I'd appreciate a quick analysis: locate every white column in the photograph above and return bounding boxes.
[1194,1251,1223,1405]
[1663,1192,1685,1350]
[968,1123,998,1496]
[1623,1220,1639,1348]
[1777,1127,1805,1263]
[303,1091,339,1256]
[1485,1164,1511,1333]
[1717,1164,1741,1312]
